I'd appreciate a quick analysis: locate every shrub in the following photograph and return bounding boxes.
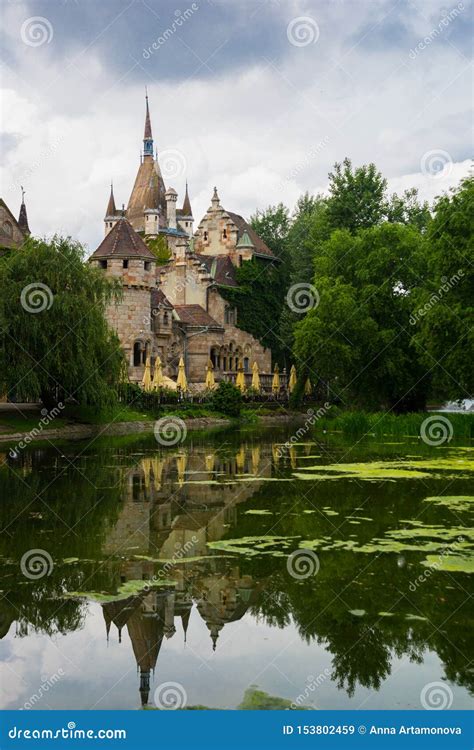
[209,381,243,417]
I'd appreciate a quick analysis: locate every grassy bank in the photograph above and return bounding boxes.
[313,409,474,440]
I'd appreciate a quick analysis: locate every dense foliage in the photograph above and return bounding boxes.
[209,380,243,417]
[247,159,471,410]
[0,236,125,408]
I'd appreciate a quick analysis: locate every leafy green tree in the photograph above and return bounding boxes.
[411,176,474,398]
[250,203,290,262]
[0,236,125,408]
[210,380,242,417]
[326,157,387,232]
[386,188,431,231]
[144,233,171,264]
[294,224,430,410]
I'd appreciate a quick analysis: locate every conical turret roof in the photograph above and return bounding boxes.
[91,216,155,259]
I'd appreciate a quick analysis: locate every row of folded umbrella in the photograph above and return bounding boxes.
[140,356,311,395]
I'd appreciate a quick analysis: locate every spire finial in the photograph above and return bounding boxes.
[18,185,30,234]
[21,185,26,203]
[143,89,153,155]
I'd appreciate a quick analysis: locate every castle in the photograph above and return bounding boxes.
[89,94,277,386]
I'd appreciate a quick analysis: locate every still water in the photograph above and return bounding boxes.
[0,425,472,710]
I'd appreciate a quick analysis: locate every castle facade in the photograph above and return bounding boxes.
[89,95,276,386]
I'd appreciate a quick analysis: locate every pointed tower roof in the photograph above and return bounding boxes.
[91,217,155,260]
[144,92,152,140]
[236,229,255,249]
[18,187,30,235]
[182,182,192,217]
[105,183,117,218]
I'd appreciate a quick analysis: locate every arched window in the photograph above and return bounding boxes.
[244,357,249,372]
[133,342,142,367]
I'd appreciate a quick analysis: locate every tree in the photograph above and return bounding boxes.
[0,236,125,408]
[411,176,474,399]
[294,224,430,410]
[250,203,290,262]
[326,158,387,232]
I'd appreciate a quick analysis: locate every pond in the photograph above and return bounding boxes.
[0,424,472,711]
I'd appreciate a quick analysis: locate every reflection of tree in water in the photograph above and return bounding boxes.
[1,431,473,705]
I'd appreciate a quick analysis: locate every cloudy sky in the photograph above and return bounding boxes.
[1,0,472,252]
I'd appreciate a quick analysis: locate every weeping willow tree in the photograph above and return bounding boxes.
[0,235,125,408]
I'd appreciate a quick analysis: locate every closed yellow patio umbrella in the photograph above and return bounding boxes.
[236,364,246,392]
[205,359,216,390]
[288,364,297,393]
[271,364,280,394]
[176,357,188,392]
[304,377,312,396]
[151,355,164,390]
[251,361,261,392]
[142,353,152,391]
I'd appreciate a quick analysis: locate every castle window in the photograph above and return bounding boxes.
[223,228,227,239]
[144,261,151,271]
[123,259,129,269]
[244,357,249,372]
[133,342,142,367]
[239,255,243,267]
[99,259,107,269]
[163,312,169,325]
[203,231,208,241]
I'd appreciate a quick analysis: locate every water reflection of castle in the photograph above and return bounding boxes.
[101,444,268,706]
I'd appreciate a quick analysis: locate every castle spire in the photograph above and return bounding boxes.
[105,182,116,217]
[143,90,153,158]
[182,181,192,217]
[18,186,30,235]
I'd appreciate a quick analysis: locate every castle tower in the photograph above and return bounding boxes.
[165,187,178,230]
[127,93,167,233]
[18,187,30,235]
[177,181,193,236]
[89,216,157,380]
[104,183,119,236]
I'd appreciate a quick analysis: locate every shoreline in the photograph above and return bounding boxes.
[0,412,306,448]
